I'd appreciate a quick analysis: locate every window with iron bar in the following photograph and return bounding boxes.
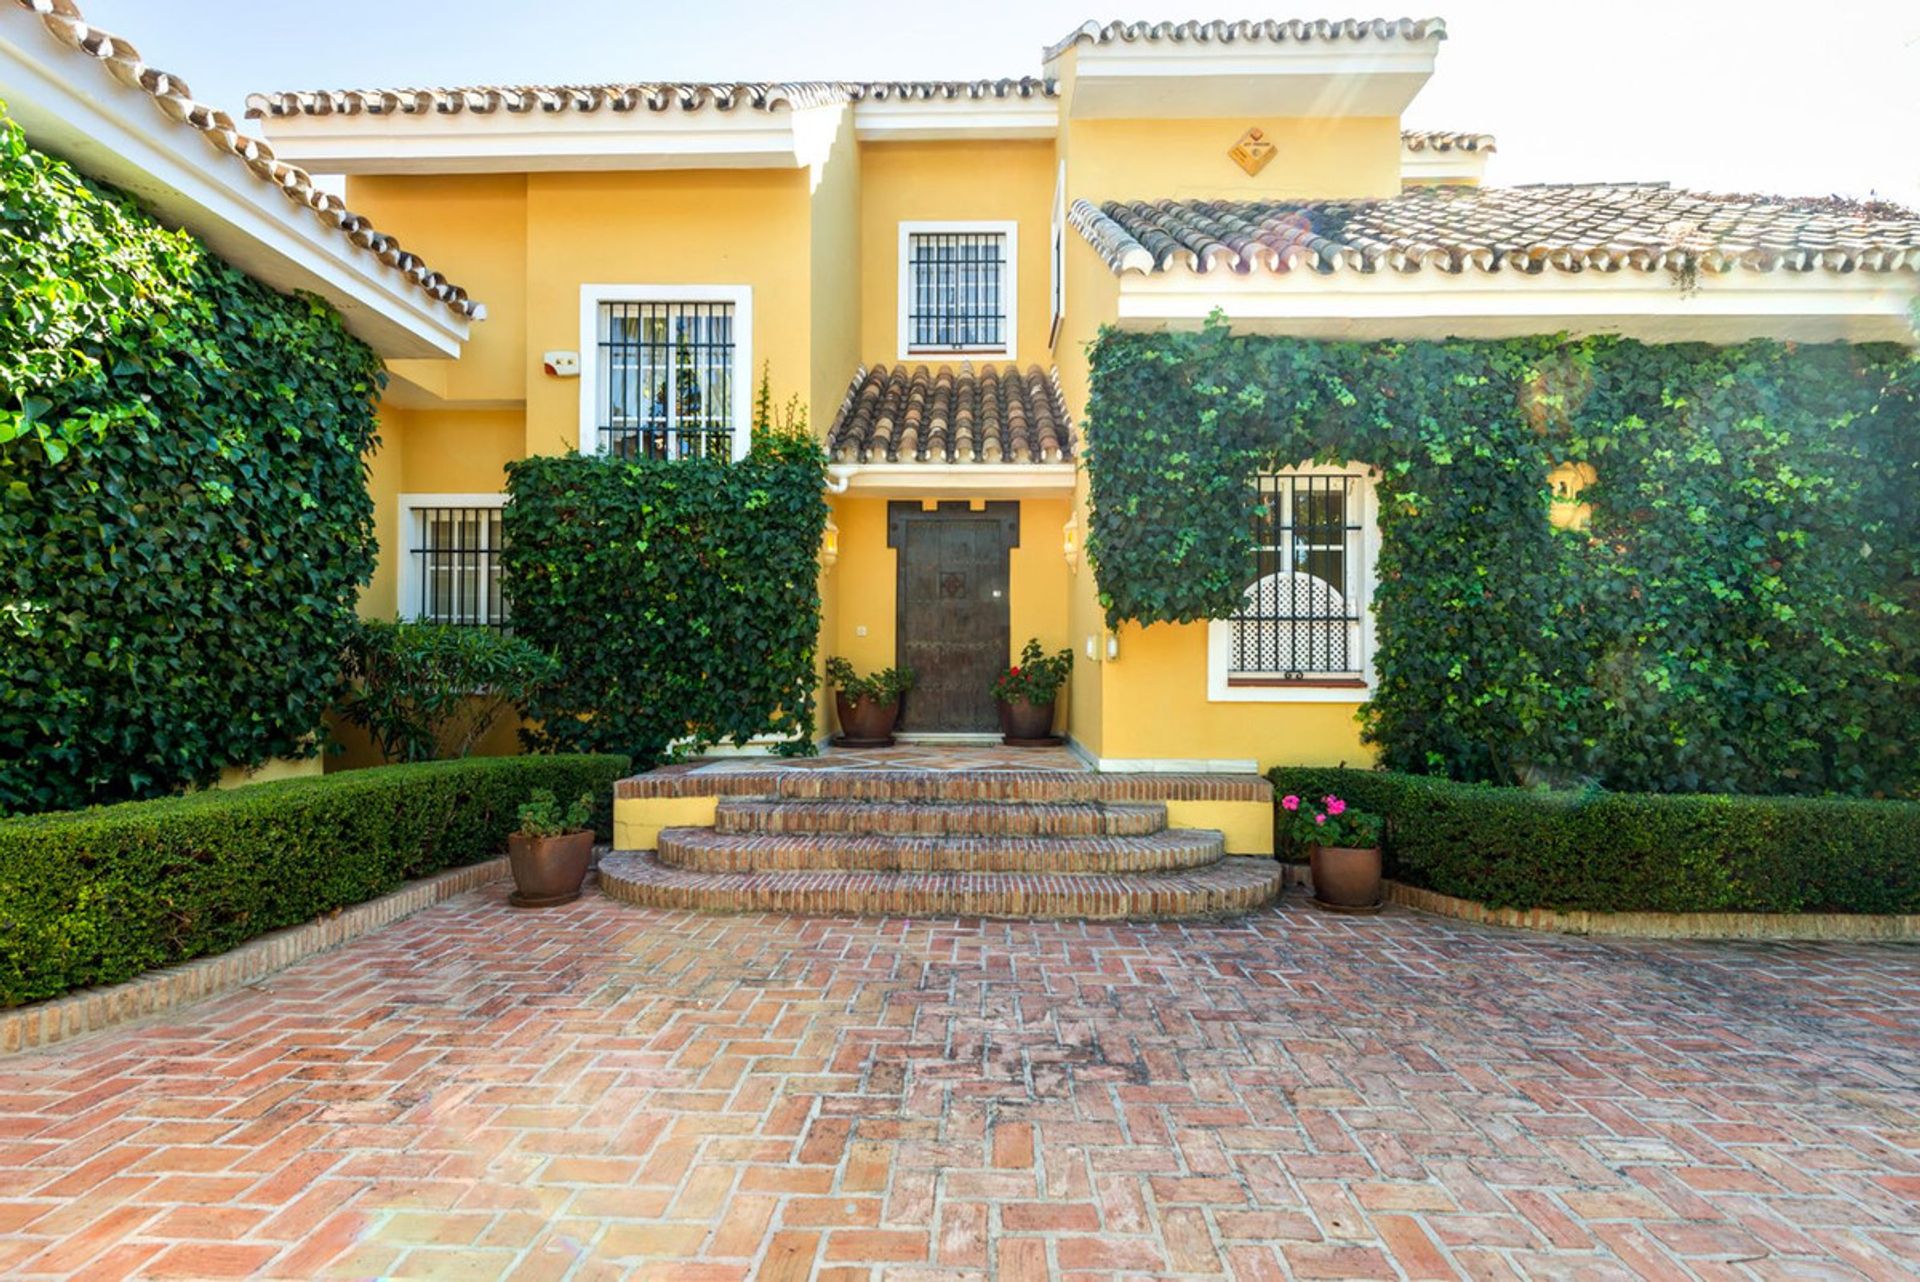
[410,506,509,628]
[1228,472,1366,682]
[595,300,735,460]
[905,230,1009,353]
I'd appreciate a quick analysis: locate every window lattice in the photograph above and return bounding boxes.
[906,232,1007,351]
[1229,473,1364,678]
[411,507,508,627]
[596,301,735,459]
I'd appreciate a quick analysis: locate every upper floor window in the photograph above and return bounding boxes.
[579,285,753,461]
[400,496,509,628]
[898,221,1016,359]
[1208,465,1378,703]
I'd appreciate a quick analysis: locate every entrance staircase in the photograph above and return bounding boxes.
[598,760,1283,919]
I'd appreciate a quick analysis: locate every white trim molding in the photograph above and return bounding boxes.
[897,220,1019,361]
[395,492,509,625]
[1207,463,1380,705]
[825,463,1075,499]
[577,284,754,461]
[853,98,1057,142]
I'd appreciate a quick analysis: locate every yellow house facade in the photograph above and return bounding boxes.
[242,18,1920,775]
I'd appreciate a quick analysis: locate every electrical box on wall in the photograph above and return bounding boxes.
[543,350,580,378]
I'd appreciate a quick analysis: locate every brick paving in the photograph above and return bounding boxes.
[2,887,1918,1280]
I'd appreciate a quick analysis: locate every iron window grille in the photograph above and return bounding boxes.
[596,301,735,459]
[411,506,509,627]
[906,231,1008,352]
[1228,473,1366,681]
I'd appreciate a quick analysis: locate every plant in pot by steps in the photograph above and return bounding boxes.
[992,638,1073,745]
[1280,792,1386,913]
[508,788,595,908]
[825,657,915,747]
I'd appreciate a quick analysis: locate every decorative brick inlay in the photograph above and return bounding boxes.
[658,826,1222,874]
[0,858,508,1056]
[714,798,1169,837]
[600,852,1283,918]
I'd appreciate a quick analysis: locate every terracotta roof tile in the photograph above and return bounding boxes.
[8,0,483,320]
[828,364,1072,465]
[246,79,1059,119]
[1044,17,1447,63]
[1401,129,1495,153]
[1070,185,1920,277]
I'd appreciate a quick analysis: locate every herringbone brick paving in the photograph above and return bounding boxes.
[2,883,1917,1280]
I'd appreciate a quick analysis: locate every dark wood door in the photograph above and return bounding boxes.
[889,501,1019,732]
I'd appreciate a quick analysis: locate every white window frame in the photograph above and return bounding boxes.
[1206,464,1380,704]
[1049,163,1066,348]
[897,220,1018,360]
[578,283,753,462]
[396,492,510,627]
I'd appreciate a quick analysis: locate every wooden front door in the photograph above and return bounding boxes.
[889,501,1019,733]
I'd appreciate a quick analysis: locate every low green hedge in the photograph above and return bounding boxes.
[0,754,629,1006]
[1269,767,1920,916]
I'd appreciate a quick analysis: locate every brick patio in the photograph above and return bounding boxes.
[2,886,1917,1280]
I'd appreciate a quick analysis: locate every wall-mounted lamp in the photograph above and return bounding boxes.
[1105,631,1120,662]
[1085,635,1099,662]
[1062,516,1080,571]
[821,517,840,570]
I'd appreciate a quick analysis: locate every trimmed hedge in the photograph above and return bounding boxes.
[1270,767,1920,916]
[0,754,629,1006]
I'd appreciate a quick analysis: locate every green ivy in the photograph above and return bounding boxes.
[1087,321,1920,796]
[501,435,828,765]
[0,103,385,814]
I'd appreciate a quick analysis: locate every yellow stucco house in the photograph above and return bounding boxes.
[30,11,1912,778]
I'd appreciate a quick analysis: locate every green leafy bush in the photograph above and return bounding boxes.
[1086,322,1920,796]
[337,621,558,762]
[992,638,1074,705]
[515,788,593,838]
[1,103,385,814]
[0,754,628,1006]
[1269,767,1920,915]
[824,657,915,705]
[501,436,828,765]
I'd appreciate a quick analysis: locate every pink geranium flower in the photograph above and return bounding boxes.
[1325,796,1347,816]
[1314,813,1327,825]
[1281,795,1300,811]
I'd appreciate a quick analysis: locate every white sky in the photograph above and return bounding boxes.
[74,0,1920,205]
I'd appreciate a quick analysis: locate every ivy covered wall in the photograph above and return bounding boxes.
[0,108,384,814]
[1085,323,1919,796]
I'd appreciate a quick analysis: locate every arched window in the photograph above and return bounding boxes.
[1208,464,1378,703]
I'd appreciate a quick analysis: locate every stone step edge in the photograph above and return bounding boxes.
[618,768,1272,803]
[713,798,1170,837]
[655,826,1222,873]
[598,852,1284,920]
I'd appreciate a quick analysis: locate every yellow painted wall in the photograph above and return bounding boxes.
[857,140,1058,368]
[399,410,524,494]
[523,169,815,456]
[811,112,863,432]
[825,497,896,674]
[362,407,406,620]
[1064,116,1402,204]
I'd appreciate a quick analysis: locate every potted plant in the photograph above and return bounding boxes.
[825,657,915,746]
[1280,792,1386,912]
[508,788,595,908]
[992,638,1073,745]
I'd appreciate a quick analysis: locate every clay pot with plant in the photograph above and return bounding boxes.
[825,657,915,747]
[992,638,1074,745]
[508,788,595,908]
[1278,792,1386,912]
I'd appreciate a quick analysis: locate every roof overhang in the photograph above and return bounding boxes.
[828,463,1077,499]
[1115,268,1920,345]
[1399,145,1488,185]
[0,13,470,360]
[257,102,848,174]
[1051,40,1439,120]
[852,97,1059,142]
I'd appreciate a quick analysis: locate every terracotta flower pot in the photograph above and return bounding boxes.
[834,692,902,747]
[998,695,1058,744]
[1309,843,1383,910]
[507,829,594,908]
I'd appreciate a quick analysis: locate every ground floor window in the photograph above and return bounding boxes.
[1207,464,1377,702]
[399,495,508,627]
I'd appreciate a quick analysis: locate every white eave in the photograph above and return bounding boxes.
[1400,146,1489,185]
[1114,267,1920,345]
[852,96,1059,142]
[1050,40,1440,120]
[0,14,471,360]
[258,102,849,174]
[828,463,1077,498]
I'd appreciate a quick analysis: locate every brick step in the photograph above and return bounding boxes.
[656,826,1220,874]
[598,853,1285,920]
[713,798,1169,838]
[620,768,1271,806]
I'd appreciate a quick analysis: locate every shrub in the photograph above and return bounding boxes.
[824,657,915,705]
[515,788,592,838]
[501,436,828,765]
[992,638,1074,705]
[337,621,558,762]
[1269,767,1920,916]
[0,753,628,1006]
[1,103,385,814]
